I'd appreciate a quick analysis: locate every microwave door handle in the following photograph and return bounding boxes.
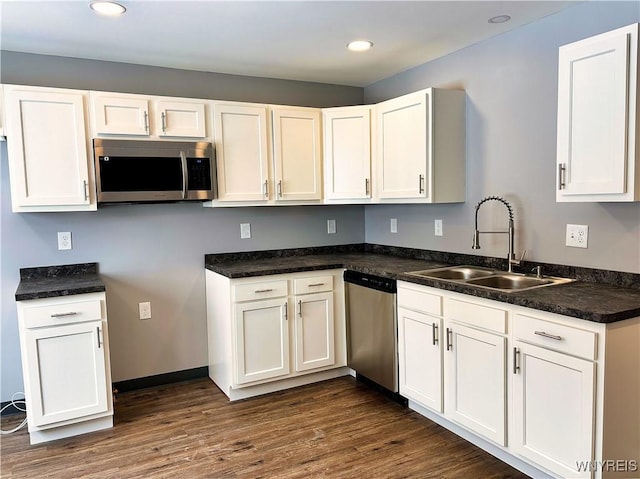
[180,151,188,199]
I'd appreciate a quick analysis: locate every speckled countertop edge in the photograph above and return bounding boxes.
[205,245,640,324]
[15,263,106,301]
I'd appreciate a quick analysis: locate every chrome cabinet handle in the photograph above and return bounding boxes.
[534,331,563,341]
[283,302,288,321]
[419,174,425,194]
[83,180,89,201]
[298,300,302,318]
[263,180,269,198]
[277,180,283,198]
[558,163,566,190]
[143,111,149,132]
[365,178,370,196]
[432,322,438,346]
[161,112,167,134]
[51,311,78,318]
[446,328,453,351]
[307,283,325,287]
[97,326,102,349]
[513,347,520,374]
[180,151,188,199]
[254,288,273,293]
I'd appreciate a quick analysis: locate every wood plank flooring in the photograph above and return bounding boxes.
[1,377,530,478]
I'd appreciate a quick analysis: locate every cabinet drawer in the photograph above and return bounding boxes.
[514,314,597,360]
[22,299,103,329]
[398,286,442,316]
[294,276,333,295]
[233,280,288,302]
[447,298,507,334]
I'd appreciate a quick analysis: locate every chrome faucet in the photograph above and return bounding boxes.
[472,196,525,273]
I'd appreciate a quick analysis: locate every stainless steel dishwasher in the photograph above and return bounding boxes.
[344,270,400,396]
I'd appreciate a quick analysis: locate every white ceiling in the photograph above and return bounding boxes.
[0,0,578,87]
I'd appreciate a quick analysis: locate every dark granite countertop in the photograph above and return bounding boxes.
[15,263,106,301]
[205,245,640,324]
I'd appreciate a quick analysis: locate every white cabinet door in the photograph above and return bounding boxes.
[294,292,335,372]
[398,307,443,412]
[272,108,322,201]
[323,106,371,200]
[444,322,507,446]
[557,23,638,201]
[0,84,5,137]
[213,103,270,201]
[513,342,595,479]
[234,298,290,385]
[91,94,150,135]
[156,100,206,138]
[376,91,427,199]
[24,320,109,427]
[5,88,93,210]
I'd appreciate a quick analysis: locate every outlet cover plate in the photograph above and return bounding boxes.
[240,223,251,239]
[566,224,588,248]
[327,219,336,234]
[57,232,72,250]
[435,219,443,237]
[139,302,151,320]
[390,218,398,233]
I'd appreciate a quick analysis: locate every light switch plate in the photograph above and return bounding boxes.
[327,219,336,234]
[566,224,588,248]
[390,218,398,233]
[435,219,443,237]
[240,223,251,239]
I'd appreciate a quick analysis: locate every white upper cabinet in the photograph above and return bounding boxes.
[272,107,322,201]
[375,88,465,203]
[4,85,96,212]
[0,84,5,138]
[212,102,271,202]
[557,23,639,202]
[323,106,372,201]
[90,92,208,138]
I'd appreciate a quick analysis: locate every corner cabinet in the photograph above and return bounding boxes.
[557,23,639,202]
[4,85,96,212]
[322,106,372,201]
[16,292,113,445]
[205,269,347,401]
[375,88,465,203]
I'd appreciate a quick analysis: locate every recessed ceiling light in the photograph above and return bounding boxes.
[90,1,126,16]
[347,40,373,52]
[488,15,511,24]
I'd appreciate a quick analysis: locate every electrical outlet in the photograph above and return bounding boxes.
[139,302,151,320]
[566,224,589,248]
[240,223,251,239]
[327,219,336,234]
[434,219,443,237]
[390,218,398,233]
[57,232,72,250]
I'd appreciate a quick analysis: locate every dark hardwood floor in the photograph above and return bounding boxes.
[1,376,530,478]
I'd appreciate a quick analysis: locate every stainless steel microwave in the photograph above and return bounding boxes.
[93,139,216,204]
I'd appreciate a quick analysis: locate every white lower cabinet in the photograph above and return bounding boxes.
[206,269,347,400]
[398,281,640,479]
[17,292,113,445]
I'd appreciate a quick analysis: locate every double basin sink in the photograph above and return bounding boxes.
[406,265,574,292]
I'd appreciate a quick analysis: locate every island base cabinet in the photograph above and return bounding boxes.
[512,342,595,479]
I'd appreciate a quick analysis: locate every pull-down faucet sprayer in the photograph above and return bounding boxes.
[472,196,525,273]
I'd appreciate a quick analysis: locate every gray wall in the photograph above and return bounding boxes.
[364,1,640,274]
[0,55,364,402]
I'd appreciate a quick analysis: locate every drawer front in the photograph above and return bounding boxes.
[447,298,507,334]
[294,275,333,295]
[398,286,442,317]
[234,280,288,302]
[514,314,597,360]
[22,299,103,329]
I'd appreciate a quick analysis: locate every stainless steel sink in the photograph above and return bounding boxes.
[407,266,495,281]
[405,265,574,292]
